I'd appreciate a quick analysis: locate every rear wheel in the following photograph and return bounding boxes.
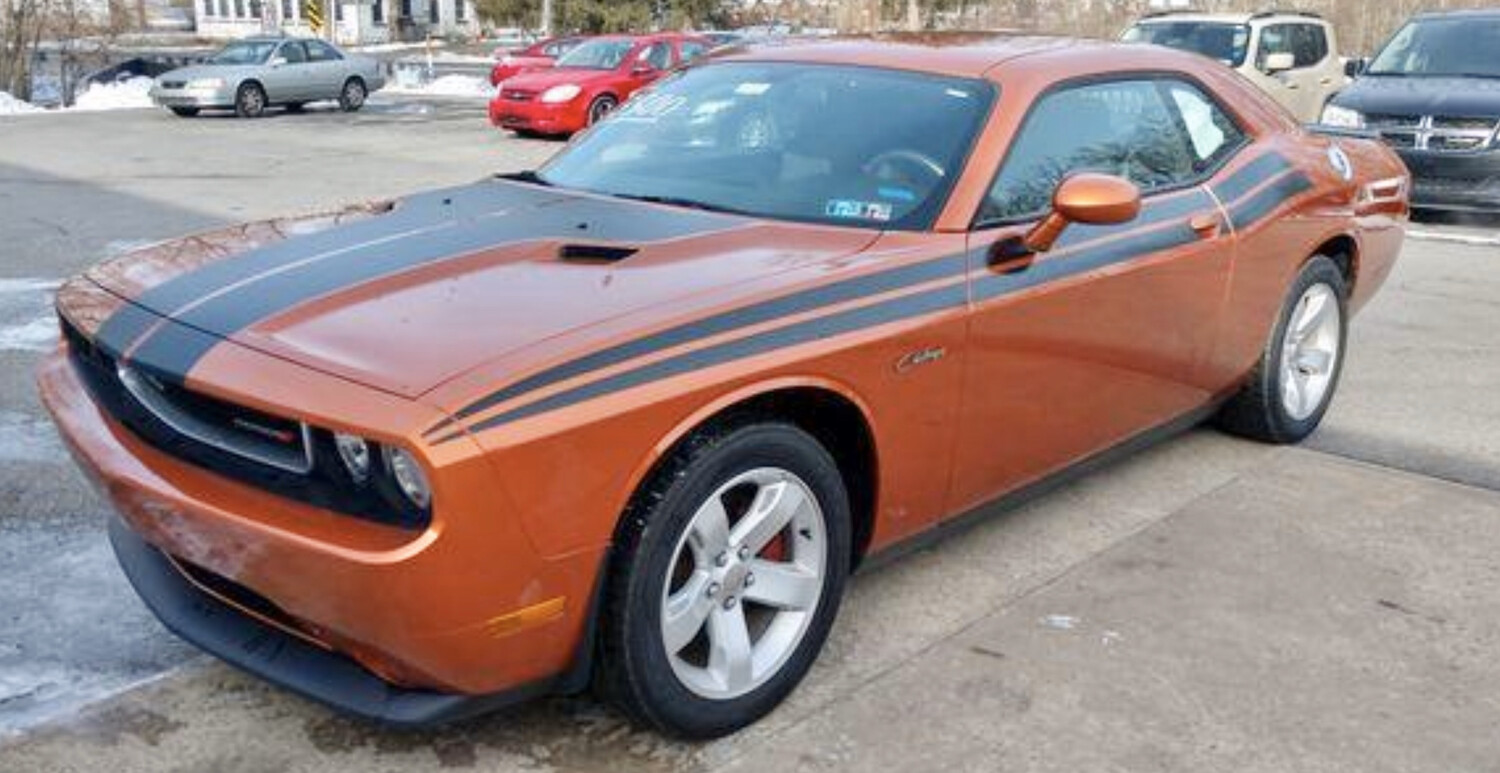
[598,421,850,739]
[234,82,266,118]
[339,78,366,112]
[168,106,199,117]
[1217,255,1348,443]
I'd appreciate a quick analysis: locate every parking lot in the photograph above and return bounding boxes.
[2,97,1499,772]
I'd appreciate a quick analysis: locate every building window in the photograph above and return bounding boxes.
[249,0,261,18]
[371,0,383,23]
[454,0,464,22]
[281,0,292,20]
[428,0,438,24]
[233,0,244,17]
[334,0,343,21]
[399,0,410,19]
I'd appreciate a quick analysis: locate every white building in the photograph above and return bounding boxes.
[195,0,477,45]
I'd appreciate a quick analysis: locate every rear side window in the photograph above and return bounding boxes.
[1292,24,1328,67]
[680,41,708,62]
[305,40,341,62]
[1256,24,1293,70]
[279,42,307,64]
[981,79,1201,223]
[1164,81,1246,170]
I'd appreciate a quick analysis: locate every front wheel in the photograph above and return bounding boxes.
[234,82,266,118]
[338,78,366,112]
[598,421,851,738]
[585,94,617,127]
[1217,255,1348,443]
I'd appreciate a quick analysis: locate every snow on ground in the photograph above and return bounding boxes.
[71,76,154,111]
[350,40,448,53]
[0,91,43,116]
[383,73,495,100]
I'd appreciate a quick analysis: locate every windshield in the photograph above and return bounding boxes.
[1121,21,1250,67]
[555,39,635,70]
[206,41,278,66]
[537,63,995,231]
[1367,17,1500,77]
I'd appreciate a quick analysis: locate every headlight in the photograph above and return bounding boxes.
[384,447,432,510]
[540,84,582,103]
[1321,104,1364,128]
[185,78,226,90]
[333,432,372,484]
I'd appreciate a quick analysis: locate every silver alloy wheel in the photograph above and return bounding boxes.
[240,86,264,115]
[588,96,615,125]
[661,467,827,700]
[1279,282,1342,421]
[343,80,365,109]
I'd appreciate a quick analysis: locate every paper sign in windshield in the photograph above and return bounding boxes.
[825,199,894,222]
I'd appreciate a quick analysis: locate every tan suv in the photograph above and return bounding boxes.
[1122,11,1348,122]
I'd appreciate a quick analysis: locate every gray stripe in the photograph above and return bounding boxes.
[1228,173,1313,231]
[1211,152,1292,205]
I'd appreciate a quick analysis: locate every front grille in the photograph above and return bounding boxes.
[1372,114,1499,154]
[1381,132,1418,149]
[1433,116,1498,132]
[1366,113,1421,129]
[160,80,186,89]
[62,315,427,529]
[501,89,535,102]
[1429,134,1489,152]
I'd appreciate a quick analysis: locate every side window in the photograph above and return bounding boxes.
[638,42,672,71]
[680,41,707,62]
[982,80,1198,223]
[1293,24,1328,67]
[1256,24,1293,70]
[1164,81,1246,172]
[305,41,341,62]
[278,42,307,64]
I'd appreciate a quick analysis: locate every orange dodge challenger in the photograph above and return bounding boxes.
[39,36,1408,738]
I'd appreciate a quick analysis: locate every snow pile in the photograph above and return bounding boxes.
[71,76,154,111]
[0,91,43,116]
[385,74,495,100]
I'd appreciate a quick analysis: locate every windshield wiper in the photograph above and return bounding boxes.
[497,170,552,187]
[611,193,749,216]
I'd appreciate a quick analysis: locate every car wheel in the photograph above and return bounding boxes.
[598,421,851,739]
[284,101,306,113]
[586,94,617,126]
[1217,255,1348,443]
[168,106,199,117]
[234,82,266,118]
[339,78,366,112]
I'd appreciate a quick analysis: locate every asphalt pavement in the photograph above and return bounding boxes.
[1,99,1497,772]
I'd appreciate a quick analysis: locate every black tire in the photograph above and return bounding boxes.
[168,106,199,117]
[1216,255,1349,443]
[597,420,851,739]
[284,101,306,113]
[338,77,366,112]
[585,94,617,126]
[234,82,266,118]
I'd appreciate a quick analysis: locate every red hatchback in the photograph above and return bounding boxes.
[489,35,585,86]
[489,33,711,137]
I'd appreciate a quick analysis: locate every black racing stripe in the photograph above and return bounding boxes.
[1211,153,1292,205]
[1228,173,1313,231]
[460,282,969,436]
[94,301,160,359]
[122,319,224,387]
[1053,187,1212,251]
[122,188,743,380]
[435,253,969,431]
[975,222,1198,301]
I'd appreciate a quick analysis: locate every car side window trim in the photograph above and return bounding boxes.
[970,70,1251,231]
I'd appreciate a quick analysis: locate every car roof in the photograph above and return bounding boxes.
[714,33,1164,79]
[1413,8,1500,19]
[1132,11,1327,26]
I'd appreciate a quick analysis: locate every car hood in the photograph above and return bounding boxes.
[84,179,877,400]
[157,63,259,82]
[1333,74,1500,118]
[502,66,622,91]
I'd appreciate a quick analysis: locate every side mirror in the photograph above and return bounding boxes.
[1022,173,1141,254]
[268,56,287,67]
[1263,52,1295,74]
[1343,57,1368,78]
[631,62,656,76]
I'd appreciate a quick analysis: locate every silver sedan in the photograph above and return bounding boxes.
[150,37,386,118]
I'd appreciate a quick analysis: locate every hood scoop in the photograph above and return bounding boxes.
[558,243,639,263]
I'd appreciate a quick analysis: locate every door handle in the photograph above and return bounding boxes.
[1189,212,1222,239]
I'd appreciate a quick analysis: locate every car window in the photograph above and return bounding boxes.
[1121,21,1251,68]
[1256,24,1294,70]
[1366,17,1500,78]
[278,42,307,64]
[639,42,673,71]
[1291,24,1327,67]
[981,79,1200,224]
[305,40,342,62]
[1164,81,1246,170]
[680,41,708,62]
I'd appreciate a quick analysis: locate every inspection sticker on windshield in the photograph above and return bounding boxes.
[826,199,893,222]
[735,82,772,96]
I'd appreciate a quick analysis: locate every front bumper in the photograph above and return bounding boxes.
[487,96,585,135]
[37,344,602,722]
[1396,148,1500,212]
[150,87,233,108]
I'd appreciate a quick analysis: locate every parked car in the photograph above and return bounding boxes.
[1322,9,1500,212]
[488,33,711,136]
[149,36,385,118]
[489,35,586,86]
[1122,10,1347,122]
[42,35,1407,740]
